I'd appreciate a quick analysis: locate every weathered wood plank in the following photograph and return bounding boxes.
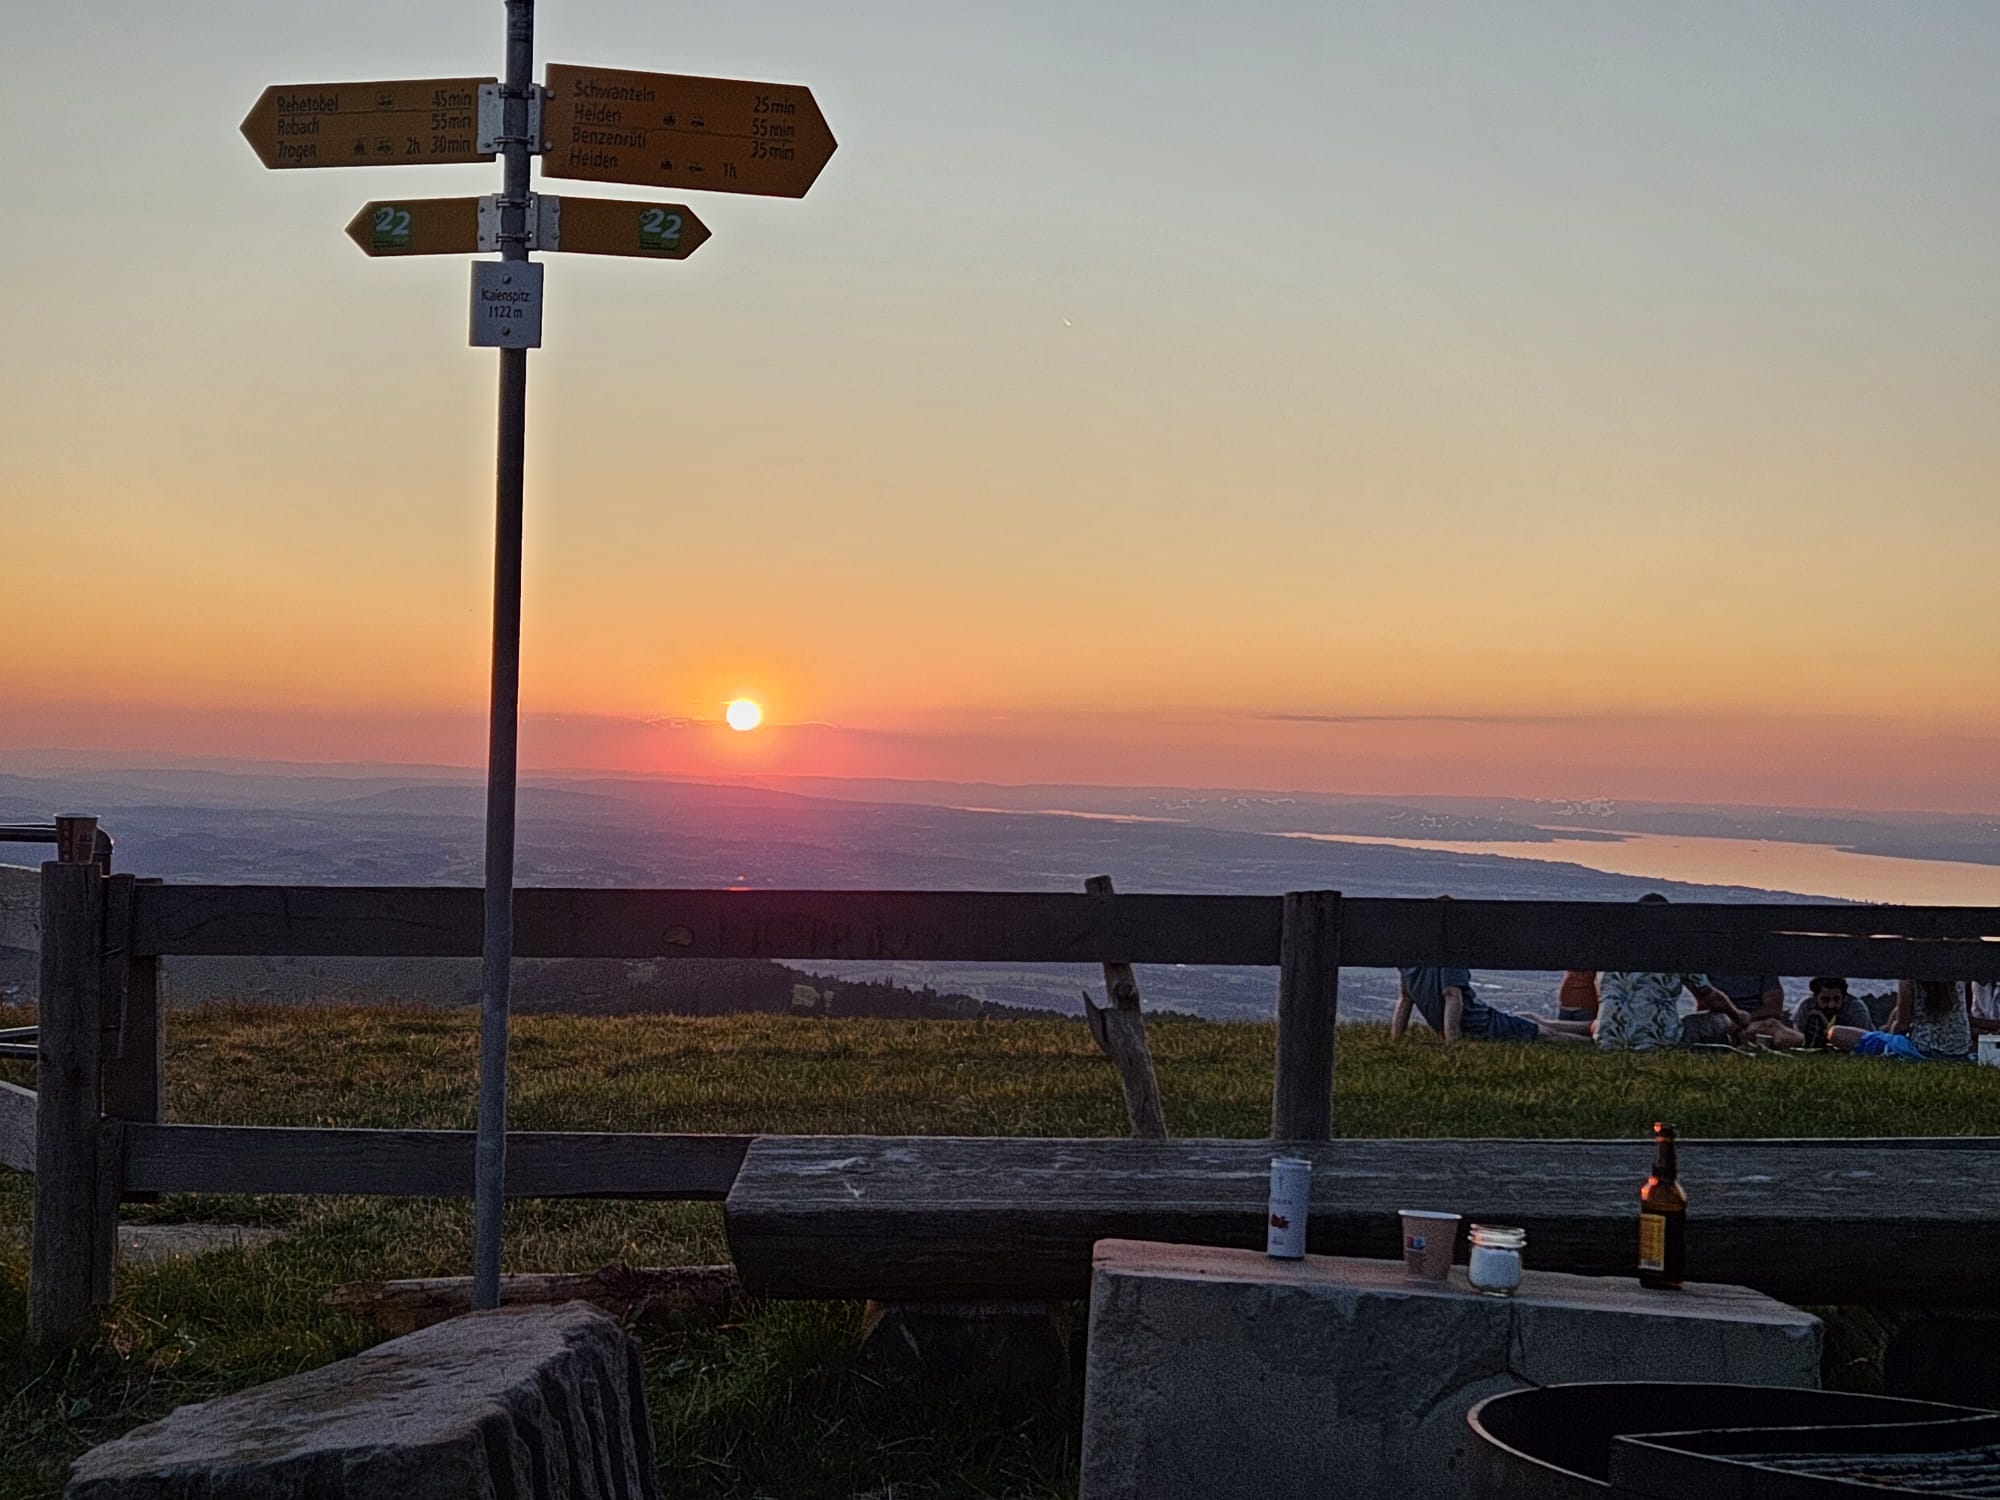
[101,882,166,1146]
[131,885,1286,962]
[97,874,133,1056]
[121,1123,750,1200]
[99,954,162,1125]
[723,1135,2000,1307]
[0,1079,35,1172]
[1341,899,2000,979]
[92,1121,123,1304]
[1271,891,1340,1141]
[1083,876,1166,1139]
[0,862,39,952]
[29,863,110,1344]
[129,884,2000,977]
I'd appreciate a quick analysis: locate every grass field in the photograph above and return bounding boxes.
[4,1003,1998,1498]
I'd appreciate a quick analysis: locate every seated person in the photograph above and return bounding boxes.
[1830,979,1973,1060]
[1972,979,2000,1038]
[1792,976,1871,1047]
[1392,967,1592,1044]
[1556,969,1599,1023]
[1707,973,1786,1026]
[1598,969,1746,1049]
[1596,893,1746,1050]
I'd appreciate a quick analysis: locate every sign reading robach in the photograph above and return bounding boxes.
[240,78,496,169]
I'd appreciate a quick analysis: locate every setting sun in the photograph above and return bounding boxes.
[724,698,763,733]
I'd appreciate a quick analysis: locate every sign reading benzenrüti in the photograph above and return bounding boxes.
[241,78,496,169]
[541,63,836,198]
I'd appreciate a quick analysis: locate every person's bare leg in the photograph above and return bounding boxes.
[1743,1018,1804,1051]
[1827,1025,1868,1053]
[1534,1018,1594,1042]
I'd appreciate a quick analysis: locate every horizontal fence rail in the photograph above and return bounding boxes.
[15,864,2000,1344]
[131,885,2000,979]
[122,1124,749,1200]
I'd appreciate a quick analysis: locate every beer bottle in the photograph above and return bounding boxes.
[1637,1121,1686,1289]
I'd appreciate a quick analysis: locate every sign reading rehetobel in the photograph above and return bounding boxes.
[240,79,496,169]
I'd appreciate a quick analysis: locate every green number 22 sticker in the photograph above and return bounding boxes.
[372,205,413,250]
[638,207,683,252]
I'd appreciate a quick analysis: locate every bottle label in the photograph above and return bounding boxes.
[1639,1212,1666,1272]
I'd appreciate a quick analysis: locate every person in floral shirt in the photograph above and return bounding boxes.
[1594,969,1739,1050]
[1592,895,1744,1051]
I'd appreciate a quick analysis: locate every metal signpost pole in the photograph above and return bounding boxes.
[241,16,832,1313]
[473,0,537,1312]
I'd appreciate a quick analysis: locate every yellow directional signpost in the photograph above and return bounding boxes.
[341,196,710,259]
[242,11,833,1315]
[240,79,494,169]
[542,63,837,199]
[544,197,710,258]
[343,198,483,257]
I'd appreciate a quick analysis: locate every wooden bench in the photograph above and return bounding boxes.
[723,1135,2000,1307]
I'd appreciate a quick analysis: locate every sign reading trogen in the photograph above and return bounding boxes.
[541,64,836,199]
[240,78,496,169]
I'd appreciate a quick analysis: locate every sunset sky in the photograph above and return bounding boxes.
[5,2,1998,810]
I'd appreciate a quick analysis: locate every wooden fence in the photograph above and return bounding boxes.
[4,854,1998,1343]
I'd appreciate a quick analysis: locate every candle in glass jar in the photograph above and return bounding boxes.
[1467,1224,1525,1295]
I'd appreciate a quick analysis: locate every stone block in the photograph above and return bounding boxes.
[68,1302,658,1499]
[1079,1240,1820,1500]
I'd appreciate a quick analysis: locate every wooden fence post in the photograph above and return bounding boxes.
[1271,890,1341,1143]
[29,858,112,1346]
[99,876,160,1210]
[100,877,163,1126]
[1081,876,1167,1139]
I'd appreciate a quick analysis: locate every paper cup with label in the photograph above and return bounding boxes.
[1267,1156,1312,1259]
[1400,1209,1460,1281]
[54,815,99,866]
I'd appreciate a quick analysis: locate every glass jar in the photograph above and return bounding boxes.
[1467,1224,1526,1296]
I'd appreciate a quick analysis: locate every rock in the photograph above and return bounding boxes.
[326,1264,740,1337]
[68,1303,659,1499]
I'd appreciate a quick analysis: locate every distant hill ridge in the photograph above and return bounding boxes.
[0,946,1053,1021]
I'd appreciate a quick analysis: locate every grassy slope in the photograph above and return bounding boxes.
[3,1004,1998,1498]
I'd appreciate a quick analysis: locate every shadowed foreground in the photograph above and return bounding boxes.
[4,1005,1997,1498]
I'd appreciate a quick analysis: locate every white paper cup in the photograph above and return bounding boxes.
[54,815,99,866]
[1267,1156,1312,1259]
[1400,1209,1460,1281]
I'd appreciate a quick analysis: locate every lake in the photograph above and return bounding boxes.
[1284,829,2000,907]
